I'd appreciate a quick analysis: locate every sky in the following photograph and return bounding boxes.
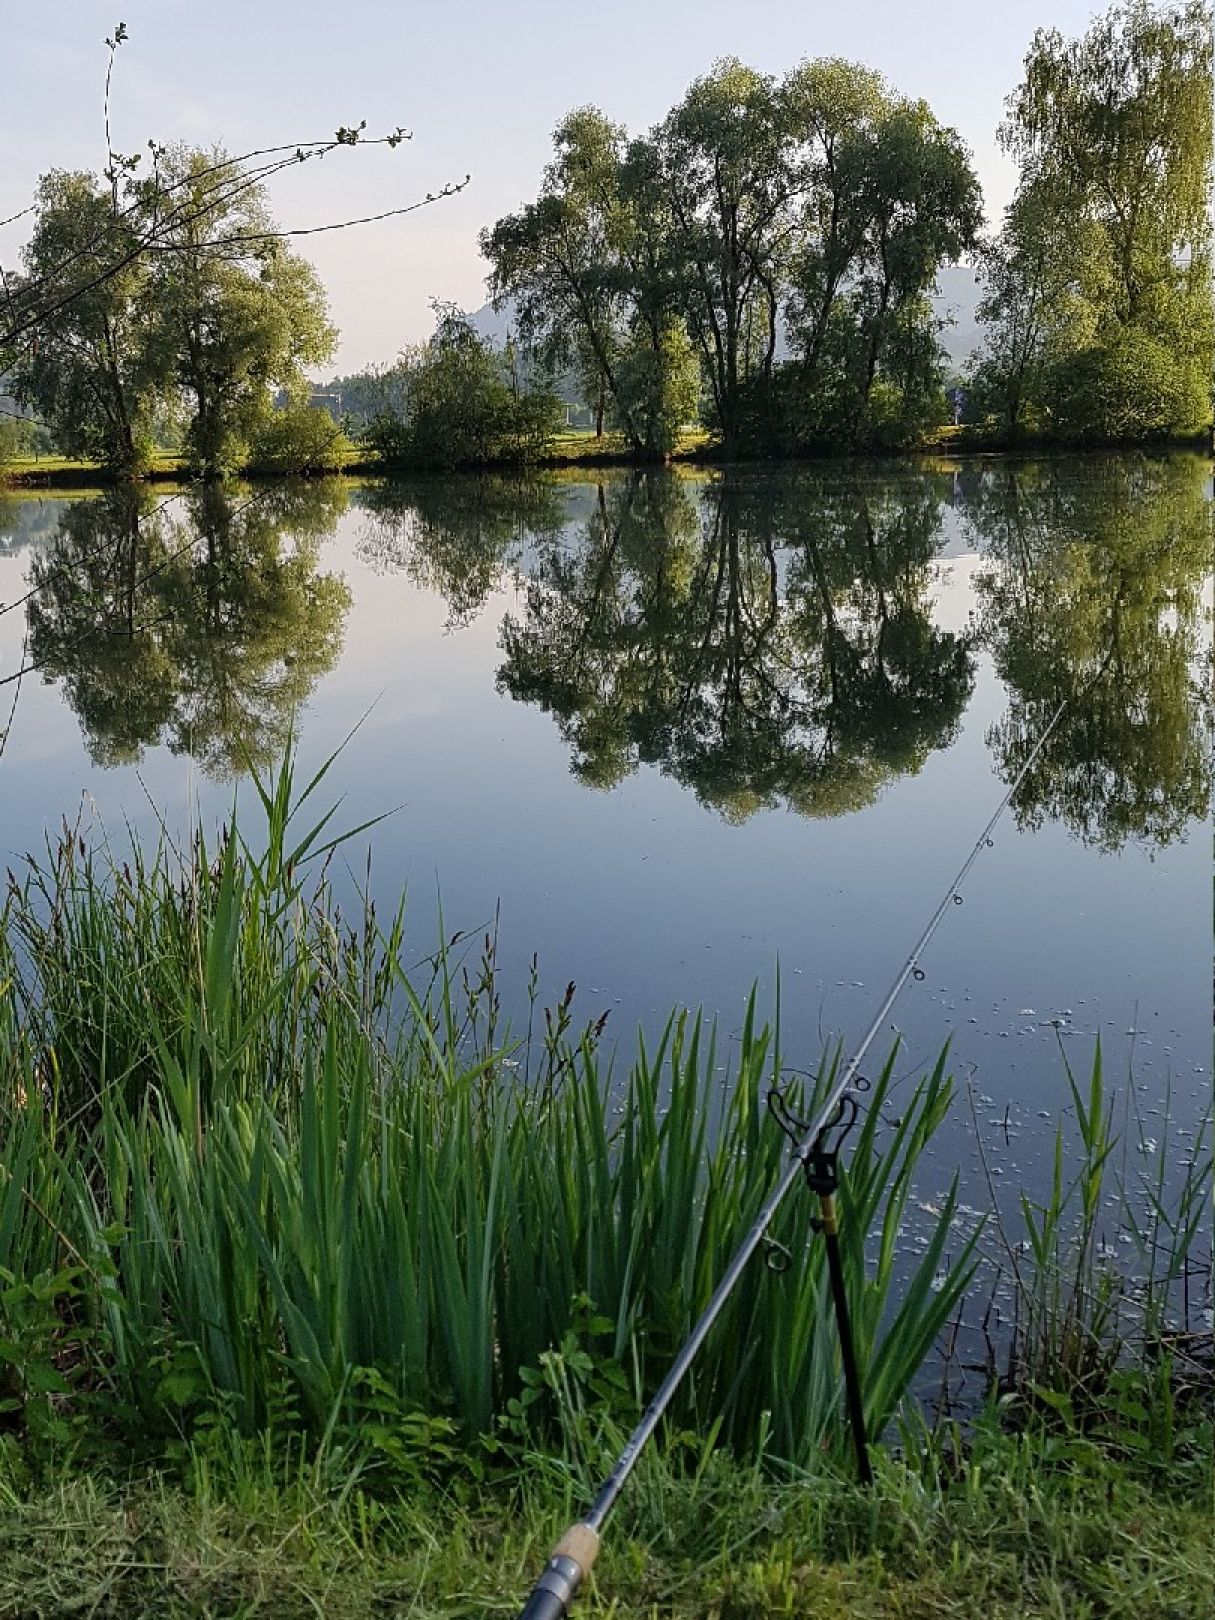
[2,0,1109,373]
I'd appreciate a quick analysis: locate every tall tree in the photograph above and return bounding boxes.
[483,60,981,456]
[782,59,889,395]
[482,110,644,448]
[848,103,982,423]
[648,59,794,451]
[783,89,981,444]
[10,171,161,476]
[968,174,1095,436]
[142,147,337,478]
[982,0,1214,440]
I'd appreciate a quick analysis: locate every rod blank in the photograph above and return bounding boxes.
[515,700,1069,1619]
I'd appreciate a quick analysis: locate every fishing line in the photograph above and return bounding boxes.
[515,694,1070,1620]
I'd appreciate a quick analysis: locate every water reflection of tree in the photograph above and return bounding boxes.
[358,477,568,628]
[27,482,351,776]
[964,456,1212,851]
[498,471,975,819]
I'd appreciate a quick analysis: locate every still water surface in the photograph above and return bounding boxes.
[0,457,1210,1203]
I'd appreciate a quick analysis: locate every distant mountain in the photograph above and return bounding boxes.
[932,264,986,369]
[467,263,987,393]
[467,301,516,348]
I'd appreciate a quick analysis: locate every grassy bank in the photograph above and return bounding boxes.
[0,751,1209,1615]
[4,425,1208,492]
[0,750,976,1470]
[0,432,713,490]
[3,1433,1213,1618]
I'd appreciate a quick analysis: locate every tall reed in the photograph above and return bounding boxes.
[0,748,975,1476]
[968,1045,1212,1456]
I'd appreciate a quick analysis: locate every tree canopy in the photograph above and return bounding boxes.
[8,148,340,479]
[482,58,981,457]
[973,1,1213,442]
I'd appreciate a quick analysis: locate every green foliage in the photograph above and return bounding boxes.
[9,171,158,476]
[0,745,977,1476]
[974,1039,1214,1485]
[1050,328,1212,442]
[366,307,561,469]
[8,150,339,481]
[976,1,1214,443]
[484,59,980,456]
[248,405,355,473]
[480,109,668,454]
[311,364,412,435]
[140,146,337,478]
[0,415,39,475]
[610,321,700,456]
[786,95,981,449]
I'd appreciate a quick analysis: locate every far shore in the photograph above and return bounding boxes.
[3,426,1211,493]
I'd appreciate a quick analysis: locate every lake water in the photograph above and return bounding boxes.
[0,456,1210,1211]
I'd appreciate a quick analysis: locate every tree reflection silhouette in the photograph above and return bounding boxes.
[27,482,351,776]
[359,476,568,629]
[497,470,975,819]
[964,456,1212,851]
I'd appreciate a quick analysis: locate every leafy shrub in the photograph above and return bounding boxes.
[1050,330,1212,442]
[0,416,39,475]
[249,405,354,473]
[611,322,701,456]
[865,378,950,451]
[248,405,354,473]
[369,307,561,469]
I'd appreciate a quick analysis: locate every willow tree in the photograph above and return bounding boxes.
[481,110,641,445]
[844,100,982,437]
[782,59,889,394]
[10,171,160,476]
[966,457,1213,848]
[981,0,1214,440]
[968,173,1097,436]
[485,58,980,457]
[647,59,795,452]
[141,146,338,478]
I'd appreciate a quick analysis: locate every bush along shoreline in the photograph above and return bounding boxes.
[0,750,1210,1616]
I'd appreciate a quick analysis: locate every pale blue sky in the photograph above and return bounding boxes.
[4,1,1106,371]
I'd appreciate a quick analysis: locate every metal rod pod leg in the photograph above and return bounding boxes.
[819,1193,874,1486]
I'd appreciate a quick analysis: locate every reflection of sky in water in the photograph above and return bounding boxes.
[0,470,1208,1218]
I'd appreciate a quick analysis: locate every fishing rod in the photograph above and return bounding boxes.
[516,697,1070,1620]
